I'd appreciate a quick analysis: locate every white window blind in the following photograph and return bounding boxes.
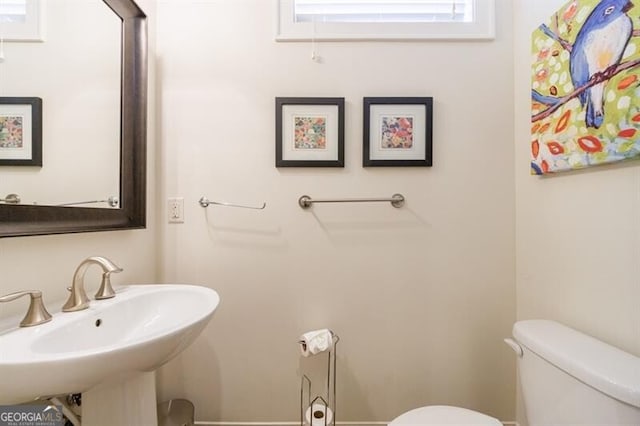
[276,0,494,41]
[0,0,27,23]
[294,0,473,24]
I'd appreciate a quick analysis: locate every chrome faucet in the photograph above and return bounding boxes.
[0,290,52,327]
[62,256,123,312]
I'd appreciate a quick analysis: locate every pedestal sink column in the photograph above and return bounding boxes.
[82,372,157,426]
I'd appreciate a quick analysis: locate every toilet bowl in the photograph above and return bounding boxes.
[389,405,502,425]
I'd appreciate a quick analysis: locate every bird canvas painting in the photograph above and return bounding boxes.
[531,0,640,174]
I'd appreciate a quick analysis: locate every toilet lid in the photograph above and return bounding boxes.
[389,405,502,425]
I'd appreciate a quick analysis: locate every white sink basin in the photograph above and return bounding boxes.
[0,284,220,404]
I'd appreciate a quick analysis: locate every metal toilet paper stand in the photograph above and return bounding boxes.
[300,332,339,426]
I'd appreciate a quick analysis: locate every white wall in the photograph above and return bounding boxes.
[0,1,520,422]
[156,0,516,422]
[514,1,640,425]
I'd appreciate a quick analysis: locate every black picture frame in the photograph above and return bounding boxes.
[363,97,433,167]
[0,97,43,167]
[276,97,345,167]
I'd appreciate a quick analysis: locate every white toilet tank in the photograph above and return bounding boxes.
[511,320,640,426]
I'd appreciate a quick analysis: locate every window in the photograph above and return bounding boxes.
[0,0,43,41]
[276,0,495,41]
[0,0,27,24]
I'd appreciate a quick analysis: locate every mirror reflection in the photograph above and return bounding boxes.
[0,0,121,208]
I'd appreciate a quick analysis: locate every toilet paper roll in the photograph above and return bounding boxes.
[299,329,333,357]
[304,403,333,426]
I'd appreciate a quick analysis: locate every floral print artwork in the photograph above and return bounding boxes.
[381,116,413,149]
[0,116,24,148]
[531,0,640,174]
[294,116,327,150]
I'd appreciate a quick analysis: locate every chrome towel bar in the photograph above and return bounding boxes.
[199,196,266,210]
[57,196,119,207]
[298,193,405,209]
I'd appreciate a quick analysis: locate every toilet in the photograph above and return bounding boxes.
[389,319,640,425]
[389,405,501,425]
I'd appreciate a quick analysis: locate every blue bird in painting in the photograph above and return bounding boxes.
[570,0,634,128]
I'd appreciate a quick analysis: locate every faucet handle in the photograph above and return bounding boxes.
[62,282,90,312]
[94,258,122,300]
[95,271,120,300]
[0,290,52,327]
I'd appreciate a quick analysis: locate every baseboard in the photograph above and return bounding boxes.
[195,423,387,426]
[195,421,518,426]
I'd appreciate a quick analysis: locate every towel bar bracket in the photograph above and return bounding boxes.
[0,193,21,204]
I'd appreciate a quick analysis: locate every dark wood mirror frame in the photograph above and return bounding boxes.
[0,0,147,238]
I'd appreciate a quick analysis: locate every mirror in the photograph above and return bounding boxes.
[0,0,147,237]
[1,0,121,207]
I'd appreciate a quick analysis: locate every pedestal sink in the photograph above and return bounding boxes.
[0,284,220,425]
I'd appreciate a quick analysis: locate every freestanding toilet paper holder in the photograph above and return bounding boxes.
[300,332,339,426]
